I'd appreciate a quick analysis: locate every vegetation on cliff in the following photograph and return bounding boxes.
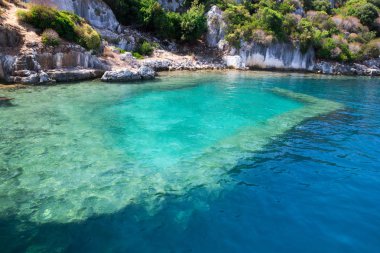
[105,0,379,62]
[221,0,379,61]
[104,0,206,42]
[17,5,101,50]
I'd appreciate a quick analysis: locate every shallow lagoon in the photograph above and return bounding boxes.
[0,71,379,252]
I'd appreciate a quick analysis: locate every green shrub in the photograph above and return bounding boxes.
[41,28,60,46]
[349,3,379,27]
[107,0,213,43]
[368,0,380,7]
[180,2,207,42]
[312,0,332,13]
[258,7,285,39]
[137,41,154,56]
[362,38,380,58]
[75,23,101,50]
[132,52,144,59]
[317,37,352,61]
[17,5,101,50]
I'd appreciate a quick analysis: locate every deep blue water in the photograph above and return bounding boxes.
[0,72,379,253]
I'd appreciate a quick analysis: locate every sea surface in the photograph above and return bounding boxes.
[0,71,379,253]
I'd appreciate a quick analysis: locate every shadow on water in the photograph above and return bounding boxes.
[1,186,218,253]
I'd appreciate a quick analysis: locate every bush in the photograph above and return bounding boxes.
[362,38,380,58]
[41,28,60,46]
[17,5,101,50]
[132,52,144,59]
[312,0,332,13]
[347,2,379,28]
[180,2,207,42]
[75,23,101,50]
[317,36,352,61]
[368,0,380,7]
[137,41,154,56]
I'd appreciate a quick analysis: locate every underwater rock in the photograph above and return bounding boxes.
[0,97,14,106]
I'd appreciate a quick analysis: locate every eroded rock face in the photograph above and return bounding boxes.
[37,51,108,70]
[26,0,120,31]
[206,6,226,48]
[238,42,315,70]
[47,69,105,82]
[0,24,23,48]
[206,5,316,71]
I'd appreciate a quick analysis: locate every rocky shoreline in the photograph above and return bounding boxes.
[1,1,379,86]
[1,50,379,86]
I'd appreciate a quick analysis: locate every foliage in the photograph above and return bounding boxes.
[368,0,380,8]
[132,52,144,59]
[75,23,101,50]
[317,36,352,61]
[41,28,60,46]
[361,38,380,58]
[17,5,101,50]
[348,3,379,27]
[180,2,207,42]
[137,41,155,56]
[104,0,206,43]
[102,0,379,61]
[311,0,332,13]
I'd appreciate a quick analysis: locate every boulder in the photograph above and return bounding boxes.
[101,67,155,82]
[101,69,142,82]
[138,66,155,79]
[141,59,171,71]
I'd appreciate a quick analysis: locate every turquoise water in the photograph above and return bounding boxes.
[0,71,379,253]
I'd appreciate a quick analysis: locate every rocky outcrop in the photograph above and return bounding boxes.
[206,6,226,48]
[141,59,171,71]
[206,6,315,71]
[26,0,120,31]
[6,54,54,84]
[47,69,105,82]
[314,59,380,76]
[101,66,156,82]
[1,43,110,84]
[237,42,315,70]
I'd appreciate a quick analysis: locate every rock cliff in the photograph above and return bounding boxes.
[206,6,316,71]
